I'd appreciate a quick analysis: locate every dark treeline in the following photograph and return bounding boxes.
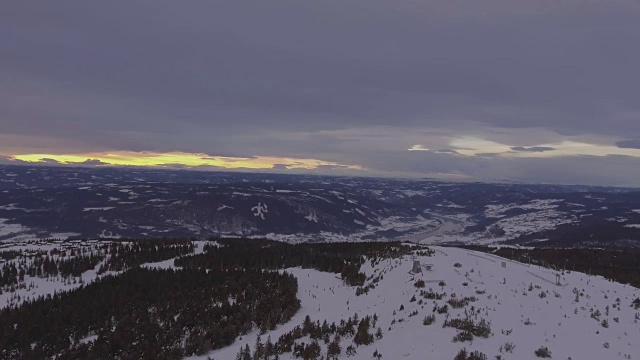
[176,238,413,286]
[236,313,381,360]
[1,239,194,290]
[0,251,21,261]
[511,220,640,248]
[0,262,18,289]
[28,253,103,278]
[1,238,416,359]
[464,246,640,288]
[97,239,194,273]
[1,253,102,289]
[0,267,300,360]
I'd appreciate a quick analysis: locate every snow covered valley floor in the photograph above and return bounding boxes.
[195,246,640,360]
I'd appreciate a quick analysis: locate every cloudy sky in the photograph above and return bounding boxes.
[2,0,640,186]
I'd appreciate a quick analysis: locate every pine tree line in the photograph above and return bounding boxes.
[97,240,194,273]
[1,238,419,359]
[466,246,640,288]
[175,238,414,286]
[0,267,300,359]
[235,313,381,360]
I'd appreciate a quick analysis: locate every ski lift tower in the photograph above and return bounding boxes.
[412,260,422,273]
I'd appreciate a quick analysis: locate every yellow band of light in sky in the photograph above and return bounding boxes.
[11,151,364,170]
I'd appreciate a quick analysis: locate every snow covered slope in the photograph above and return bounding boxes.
[2,239,638,359]
[194,246,640,360]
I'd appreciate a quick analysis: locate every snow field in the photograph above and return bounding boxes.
[195,246,640,360]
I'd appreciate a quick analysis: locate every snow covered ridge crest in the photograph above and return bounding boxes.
[1,238,639,359]
[202,245,640,360]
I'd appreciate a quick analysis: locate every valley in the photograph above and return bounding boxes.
[2,166,640,248]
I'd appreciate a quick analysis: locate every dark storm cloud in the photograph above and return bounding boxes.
[79,159,107,166]
[38,158,61,164]
[271,164,291,171]
[510,146,555,153]
[475,153,503,158]
[2,0,640,185]
[616,139,640,149]
[0,156,24,165]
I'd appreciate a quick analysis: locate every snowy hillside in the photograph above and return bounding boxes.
[194,246,640,360]
[1,238,639,359]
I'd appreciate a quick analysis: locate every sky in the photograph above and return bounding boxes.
[2,0,640,186]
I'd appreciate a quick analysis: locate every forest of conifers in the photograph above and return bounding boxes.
[0,238,415,359]
[464,245,640,288]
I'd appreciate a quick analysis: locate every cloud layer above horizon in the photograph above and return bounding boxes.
[2,0,640,186]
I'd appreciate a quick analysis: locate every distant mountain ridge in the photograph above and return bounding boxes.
[1,165,640,247]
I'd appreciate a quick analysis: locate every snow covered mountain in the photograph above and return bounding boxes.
[3,238,638,359]
[198,246,640,360]
[206,247,640,360]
